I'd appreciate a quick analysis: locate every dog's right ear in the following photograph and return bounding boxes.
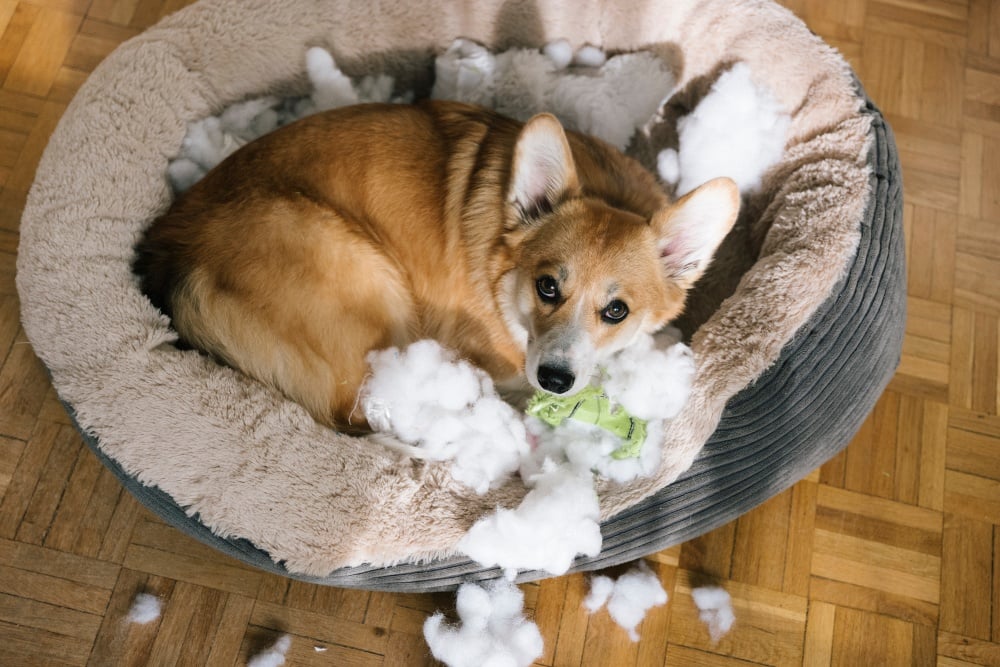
[652,177,740,289]
[507,113,580,226]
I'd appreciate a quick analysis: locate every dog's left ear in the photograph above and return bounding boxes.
[508,113,580,225]
[652,177,740,288]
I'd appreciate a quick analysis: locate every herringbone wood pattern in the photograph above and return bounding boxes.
[0,0,997,664]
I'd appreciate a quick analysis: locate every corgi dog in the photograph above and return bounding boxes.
[134,100,739,432]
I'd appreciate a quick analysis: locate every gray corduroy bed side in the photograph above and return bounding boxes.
[16,0,904,590]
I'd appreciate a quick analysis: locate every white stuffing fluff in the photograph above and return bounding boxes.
[458,461,603,579]
[432,38,675,150]
[600,327,692,422]
[583,561,668,641]
[656,148,681,192]
[359,333,691,577]
[541,39,573,70]
[170,40,673,188]
[361,341,528,494]
[423,580,544,667]
[657,62,789,196]
[572,44,607,68]
[691,586,735,643]
[361,333,693,577]
[583,574,616,611]
[432,38,500,108]
[304,46,360,111]
[126,592,161,624]
[363,329,690,489]
[169,43,787,206]
[520,413,664,485]
[247,634,292,667]
[168,47,400,193]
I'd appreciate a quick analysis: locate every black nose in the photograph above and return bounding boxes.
[537,365,575,394]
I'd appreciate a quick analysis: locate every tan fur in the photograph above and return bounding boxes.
[134,100,739,431]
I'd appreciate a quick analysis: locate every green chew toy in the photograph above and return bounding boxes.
[526,386,647,459]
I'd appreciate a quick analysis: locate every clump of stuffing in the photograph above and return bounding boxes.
[358,331,693,577]
[126,592,161,625]
[363,328,691,487]
[168,47,402,193]
[521,409,665,485]
[302,47,364,112]
[432,38,675,151]
[458,461,602,579]
[572,45,608,68]
[361,341,528,494]
[247,634,291,667]
[600,327,692,422]
[169,39,675,189]
[360,331,694,577]
[170,43,788,208]
[691,586,735,643]
[584,561,668,641]
[657,62,790,196]
[424,580,544,667]
[541,39,573,70]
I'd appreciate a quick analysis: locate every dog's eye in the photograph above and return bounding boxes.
[536,275,560,303]
[601,300,629,324]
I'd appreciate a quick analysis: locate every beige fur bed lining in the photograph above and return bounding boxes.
[17,0,870,575]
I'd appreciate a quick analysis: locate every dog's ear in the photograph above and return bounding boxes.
[508,113,580,225]
[652,177,740,288]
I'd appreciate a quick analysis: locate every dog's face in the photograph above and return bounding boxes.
[499,114,740,396]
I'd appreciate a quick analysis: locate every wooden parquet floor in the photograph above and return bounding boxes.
[0,0,997,665]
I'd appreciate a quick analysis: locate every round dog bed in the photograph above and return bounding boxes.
[17,0,904,591]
